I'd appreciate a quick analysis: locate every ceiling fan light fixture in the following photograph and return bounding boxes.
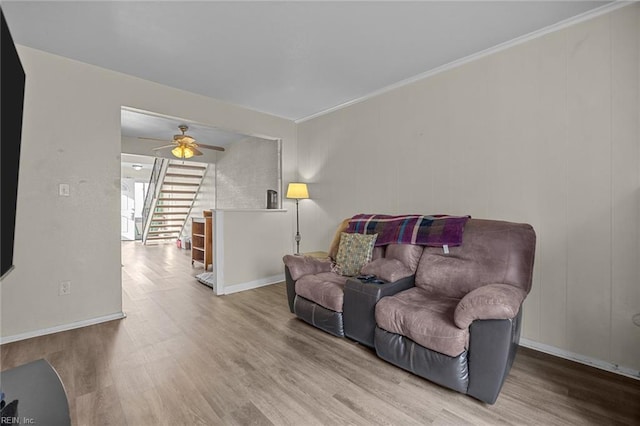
[172,145,194,159]
[141,124,223,155]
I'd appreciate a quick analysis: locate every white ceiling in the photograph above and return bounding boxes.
[121,153,154,181]
[121,153,155,168]
[3,1,612,121]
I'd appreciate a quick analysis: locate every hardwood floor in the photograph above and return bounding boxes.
[2,241,639,425]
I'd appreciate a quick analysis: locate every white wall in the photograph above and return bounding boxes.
[297,5,640,372]
[0,46,296,339]
[216,137,280,209]
[216,210,289,292]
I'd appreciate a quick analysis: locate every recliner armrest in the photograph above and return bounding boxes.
[454,284,526,329]
[361,258,413,283]
[282,254,333,281]
[345,275,415,299]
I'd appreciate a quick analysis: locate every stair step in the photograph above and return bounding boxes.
[167,164,208,171]
[160,190,197,194]
[158,198,194,202]
[162,182,200,187]
[154,211,188,215]
[143,161,205,243]
[165,173,204,179]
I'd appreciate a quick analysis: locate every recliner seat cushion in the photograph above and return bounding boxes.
[375,287,468,357]
[295,272,348,312]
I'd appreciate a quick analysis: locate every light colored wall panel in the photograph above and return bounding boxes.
[533,30,569,349]
[610,6,640,369]
[565,14,612,362]
[482,43,545,340]
[297,4,640,372]
[447,61,492,218]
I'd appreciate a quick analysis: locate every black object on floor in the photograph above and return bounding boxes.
[0,359,70,426]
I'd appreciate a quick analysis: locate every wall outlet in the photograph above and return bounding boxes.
[59,281,71,296]
[59,183,70,197]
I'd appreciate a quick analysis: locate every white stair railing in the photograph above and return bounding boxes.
[141,158,169,244]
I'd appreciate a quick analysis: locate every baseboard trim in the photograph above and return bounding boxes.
[0,312,127,345]
[223,274,284,295]
[519,337,640,380]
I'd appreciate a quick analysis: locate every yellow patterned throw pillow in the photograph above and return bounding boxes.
[335,232,378,276]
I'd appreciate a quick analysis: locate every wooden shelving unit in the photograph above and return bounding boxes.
[191,216,212,270]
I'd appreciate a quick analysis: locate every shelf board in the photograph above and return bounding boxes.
[193,247,205,252]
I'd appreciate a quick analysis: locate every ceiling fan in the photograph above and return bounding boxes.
[138,124,225,159]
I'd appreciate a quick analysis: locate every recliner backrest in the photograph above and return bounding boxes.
[328,219,422,268]
[384,244,423,272]
[329,218,389,261]
[328,218,351,260]
[414,219,536,298]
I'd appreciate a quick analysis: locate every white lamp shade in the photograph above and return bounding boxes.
[286,183,309,199]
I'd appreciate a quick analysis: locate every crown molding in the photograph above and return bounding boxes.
[295,1,632,124]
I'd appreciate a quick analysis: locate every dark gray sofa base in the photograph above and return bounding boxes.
[293,295,344,337]
[374,309,523,404]
[467,310,522,404]
[285,266,296,313]
[374,327,469,393]
[343,276,415,347]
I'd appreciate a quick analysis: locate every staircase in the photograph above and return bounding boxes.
[142,159,208,244]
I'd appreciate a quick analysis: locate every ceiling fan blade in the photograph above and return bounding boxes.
[190,147,204,156]
[152,144,177,151]
[139,137,172,142]
[197,144,225,152]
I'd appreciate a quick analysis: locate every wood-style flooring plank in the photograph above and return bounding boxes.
[1,241,639,425]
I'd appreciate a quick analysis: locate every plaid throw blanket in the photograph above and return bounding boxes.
[346,214,470,247]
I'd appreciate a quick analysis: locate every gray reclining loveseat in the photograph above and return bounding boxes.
[283,217,536,404]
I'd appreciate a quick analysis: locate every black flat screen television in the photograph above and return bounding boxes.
[1,8,26,279]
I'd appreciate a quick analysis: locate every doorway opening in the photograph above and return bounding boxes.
[120,106,283,295]
[121,154,153,241]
